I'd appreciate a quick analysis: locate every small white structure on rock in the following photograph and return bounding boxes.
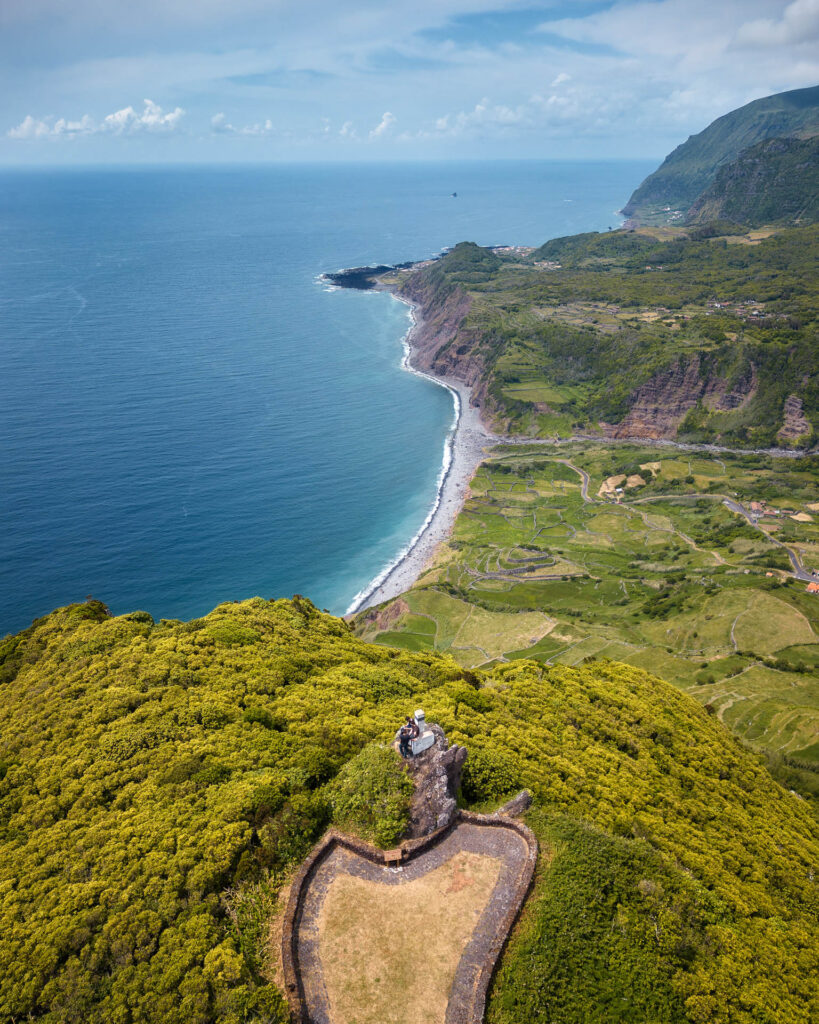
[411,708,435,756]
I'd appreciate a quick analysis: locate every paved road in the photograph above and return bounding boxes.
[495,433,815,460]
[722,499,817,582]
[554,458,592,502]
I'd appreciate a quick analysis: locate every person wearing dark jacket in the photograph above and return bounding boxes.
[398,720,412,758]
[399,715,419,757]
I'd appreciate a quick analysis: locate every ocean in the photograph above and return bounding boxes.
[0,160,654,635]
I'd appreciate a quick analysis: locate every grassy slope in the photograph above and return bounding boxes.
[403,226,819,446]
[621,84,819,222]
[357,447,819,785]
[686,135,819,227]
[2,597,819,1023]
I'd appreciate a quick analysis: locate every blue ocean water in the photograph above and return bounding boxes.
[0,160,653,635]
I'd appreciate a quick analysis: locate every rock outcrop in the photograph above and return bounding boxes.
[610,356,757,439]
[777,394,812,444]
[492,790,533,819]
[354,597,409,632]
[404,724,467,838]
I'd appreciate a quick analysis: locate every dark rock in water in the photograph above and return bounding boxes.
[405,724,467,838]
[324,265,395,290]
[324,257,437,290]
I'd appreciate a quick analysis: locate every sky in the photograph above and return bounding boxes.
[1,0,817,164]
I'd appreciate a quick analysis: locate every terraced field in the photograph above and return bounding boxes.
[355,445,819,770]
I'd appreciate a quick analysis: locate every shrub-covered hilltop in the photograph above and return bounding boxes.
[396,224,818,446]
[1,597,818,1023]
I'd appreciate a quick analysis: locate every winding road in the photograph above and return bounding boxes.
[722,498,817,581]
[496,451,814,583]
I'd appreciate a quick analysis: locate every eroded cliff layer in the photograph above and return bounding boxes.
[611,357,758,439]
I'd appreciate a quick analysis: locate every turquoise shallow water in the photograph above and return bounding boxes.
[0,160,653,634]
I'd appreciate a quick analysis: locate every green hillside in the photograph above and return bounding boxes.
[356,445,819,798]
[687,135,819,227]
[622,85,819,224]
[399,226,819,446]
[2,597,818,1023]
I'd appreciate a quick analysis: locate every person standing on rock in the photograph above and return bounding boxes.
[398,718,413,758]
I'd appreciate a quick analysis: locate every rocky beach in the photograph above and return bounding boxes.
[342,282,495,614]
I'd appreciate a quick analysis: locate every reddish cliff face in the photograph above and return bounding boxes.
[777,394,812,443]
[610,357,758,439]
[400,274,501,422]
[399,267,773,442]
[398,273,473,372]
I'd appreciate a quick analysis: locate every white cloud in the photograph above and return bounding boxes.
[8,115,52,139]
[426,96,527,137]
[369,110,396,138]
[7,99,183,139]
[52,114,96,135]
[211,111,274,135]
[3,2,818,161]
[101,98,184,133]
[734,0,819,48]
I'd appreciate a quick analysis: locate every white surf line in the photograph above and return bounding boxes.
[345,294,461,616]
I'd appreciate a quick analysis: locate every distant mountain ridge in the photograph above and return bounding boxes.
[622,85,819,223]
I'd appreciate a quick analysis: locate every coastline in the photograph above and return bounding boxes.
[345,291,494,615]
[336,246,816,617]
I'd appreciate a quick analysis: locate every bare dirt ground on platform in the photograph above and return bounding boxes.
[290,820,535,1024]
[318,851,500,1024]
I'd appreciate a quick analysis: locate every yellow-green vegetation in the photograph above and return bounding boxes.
[402,226,819,446]
[327,743,413,848]
[357,446,819,789]
[2,595,819,1023]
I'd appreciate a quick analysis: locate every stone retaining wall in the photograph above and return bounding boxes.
[446,813,538,1024]
[280,811,537,1024]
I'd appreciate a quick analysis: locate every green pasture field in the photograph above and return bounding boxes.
[355,444,819,782]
